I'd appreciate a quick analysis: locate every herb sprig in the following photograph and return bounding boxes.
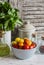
[0,2,22,31]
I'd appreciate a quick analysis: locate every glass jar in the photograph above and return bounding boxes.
[0,31,10,56]
[35,34,42,54]
[32,32,37,42]
[35,33,44,54]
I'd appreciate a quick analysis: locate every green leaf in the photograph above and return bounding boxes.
[4,19,10,30]
[0,2,23,31]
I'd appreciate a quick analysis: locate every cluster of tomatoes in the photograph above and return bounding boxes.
[12,38,37,50]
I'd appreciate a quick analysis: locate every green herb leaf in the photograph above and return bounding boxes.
[0,2,23,31]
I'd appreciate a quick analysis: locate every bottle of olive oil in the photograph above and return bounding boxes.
[0,31,10,57]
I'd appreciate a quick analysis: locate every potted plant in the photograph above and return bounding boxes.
[0,2,22,46]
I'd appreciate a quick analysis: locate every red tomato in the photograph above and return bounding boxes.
[12,44,18,49]
[30,45,34,49]
[23,44,29,49]
[24,38,29,44]
[30,42,37,49]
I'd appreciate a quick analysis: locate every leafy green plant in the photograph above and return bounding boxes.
[0,2,23,31]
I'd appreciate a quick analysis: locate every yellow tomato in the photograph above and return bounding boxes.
[12,41,17,45]
[19,39,24,43]
[18,42,24,47]
[15,38,20,42]
[27,40,32,46]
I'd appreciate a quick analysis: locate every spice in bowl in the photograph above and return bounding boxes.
[39,46,44,53]
[39,36,44,54]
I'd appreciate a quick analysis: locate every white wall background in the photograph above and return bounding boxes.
[10,0,44,35]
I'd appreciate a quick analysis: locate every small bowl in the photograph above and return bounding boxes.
[11,45,37,59]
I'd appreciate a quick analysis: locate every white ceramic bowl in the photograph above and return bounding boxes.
[11,45,37,59]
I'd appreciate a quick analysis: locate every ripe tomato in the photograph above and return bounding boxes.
[19,46,22,49]
[19,39,24,43]
[18,42,24,47]
[23,44,29,49]
[24,38,32,46]
[30,42,36,49]
[30,45,34,49]
[12,44,18,49]
[12,41,17,45]
[15,38,20,42]
[24,38,29,44]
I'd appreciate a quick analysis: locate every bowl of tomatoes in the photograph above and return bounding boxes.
[11,38,37,59]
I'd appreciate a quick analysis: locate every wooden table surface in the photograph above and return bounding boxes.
[0,54,44,65]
